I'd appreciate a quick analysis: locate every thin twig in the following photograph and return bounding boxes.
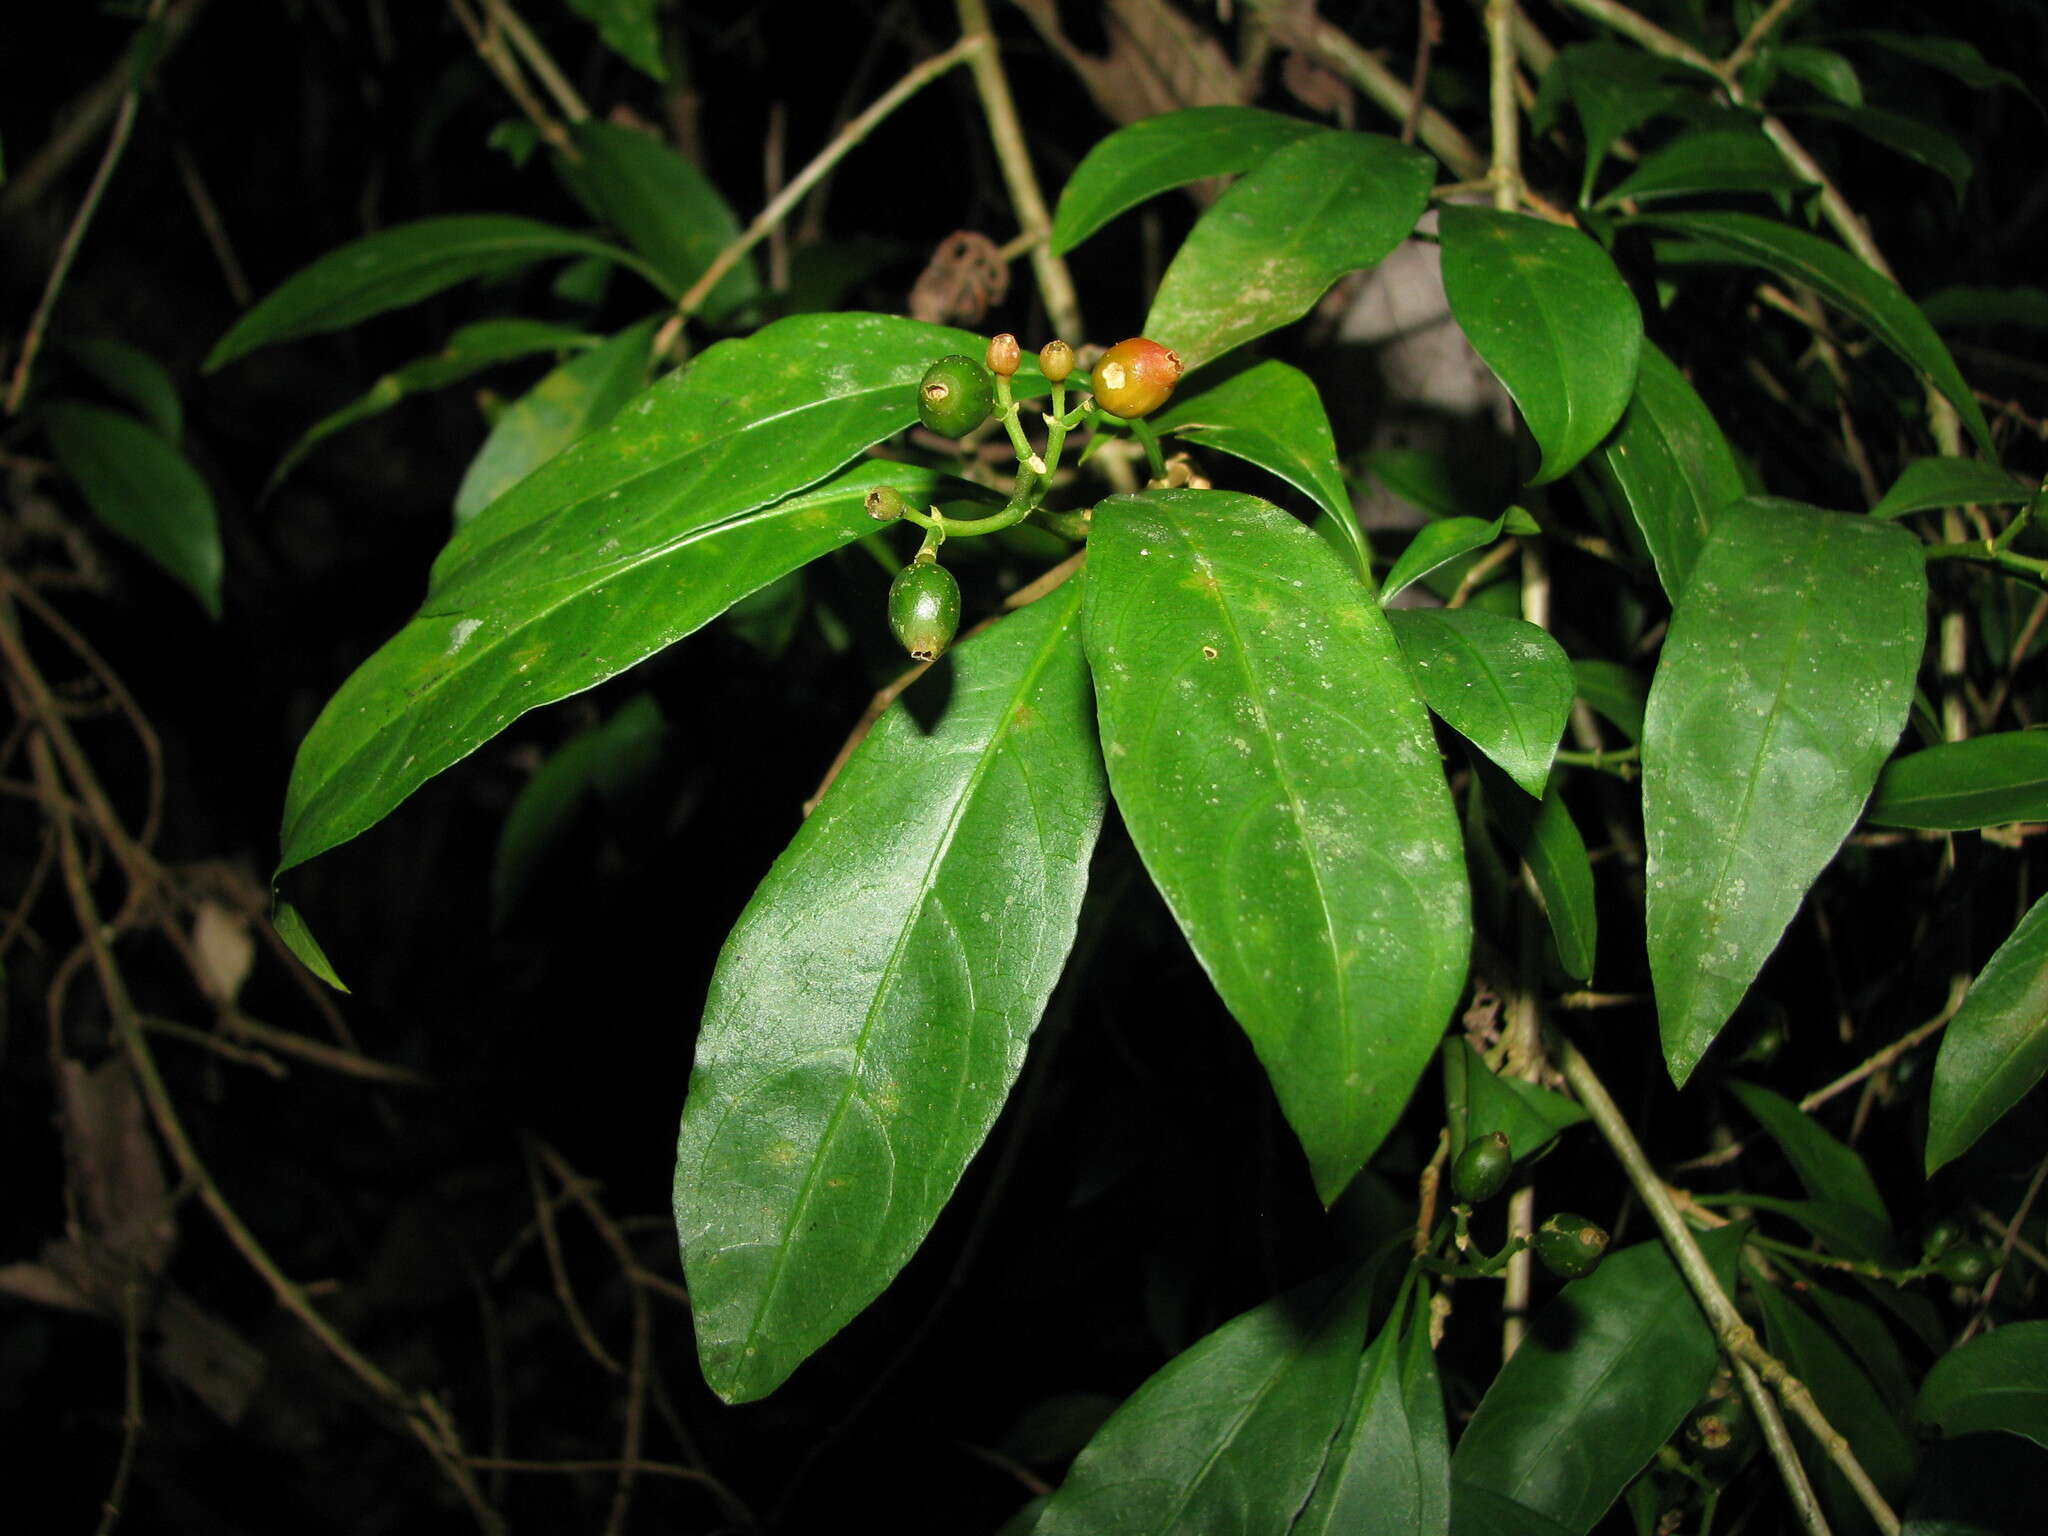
[676,36,983,321]
[1734,1355,1831,1536]
[170,135,252,306]
[1401,0,1440,146]
[1960,1150,2048,1345]
[448,0,575,158]
[1550,0,1718,76]
[1485,0,1520,211]
[1724,0,1802,76]
[93,1269,148,1536]
[1552,1031,1901,1536]
[7,0,169,416]
[477,0,589,122]
[953,0,1082,340]
[522,1138,622,1376]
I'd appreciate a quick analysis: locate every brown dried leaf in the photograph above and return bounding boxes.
[908,230,1008,325]
[1011,0,1242,126]
[58,1056,175,1282]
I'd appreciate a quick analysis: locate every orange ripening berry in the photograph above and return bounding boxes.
[1093,337,1183,419]
[985,332,1022,379]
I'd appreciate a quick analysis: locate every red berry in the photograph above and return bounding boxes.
[1093,337,1183,419]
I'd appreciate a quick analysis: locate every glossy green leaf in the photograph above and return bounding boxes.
[1049,107,1322,256]
[205,215,652,371]
[1543,43,1702,204]
[1917,1321,2048,1448]
[453,318,660,525]
[1644,498,1925,1084]
[565,0,665,79]
[491,693,666,923]
[1144,130,1433,372]
[1482,767,1598,982]
[1366,449,1512,524]
[1925,890,2048,1173]
[43,401,222,618]
[279,314,1012,878]
[1572,659,1646,742]
[1599,339,1746,600]
[1034,1268,1375,1535]
[676,582,1105,1403]
[1441,1037,1588,1163]
[270,318,598,491]
[1439,206,1643,486]
[1804,1281,1915,1417]
[1869,733,2048,831]
[1728,1080,1895,1261]
[1449,1486,1577,1536]
[1450,1232,1741,1534]
[1756,1282,1918,1519]
[1390,609,1573,797]
[1598,127,1815,208]
[272,898,348,993]
[1869,458,2033,521]
[1798,106,1971,204]
[62,337,182,441]
[1152,359,1364,579]
[1381,508,1534,603]
[1084,489,1469,1201]
[1295,1290,1449,1536]
[557,120,756,317]
[1627,210,1994,456]
[1720,1193,1895,1263]
[1773,45,1863,107]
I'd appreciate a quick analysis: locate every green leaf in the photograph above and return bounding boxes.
[270,318,599,491]
[1919,285,2048,332]
[1380,510,1527,603]
[272,899,348,992]
[1918,1321,2048,1448]
[1644,498,1925,1084]
[1144,130,1433,372]
[1597,340,1745,600]
[1728,1080,1895,1261]
[1450,1232,1741,1534]
[1572,658,1647,742]
[1483,768,1599,982]
[1083,489,1469,1201]
[1755,1282,1918,1520]
[1846,30,2029,97]
[1439,206,1643,486]
[1389,609,1573,797]
[1804,1281,1915,1417]
[1925,890,2048,1173]
[1545,43,1702,204]
[1441,1037,1589,1163]
[1868,733,2048,831]
[676,582,1105,1403]
[1869,458,2033,521]
[1152,359,1364,579]
[1773,45,1863,107]
[556,120,756,317]
[1034,1268,1376,1535]
[205,215,652,371]
[453,318,659,525]
[1365,449,1511,524]
[62,337,182,441]
[42,401,222,618]
[1597,126,1816,208]
[1796,106,1972,205]
[1295,1290,1450,1536]
[1049,106,1322,256]
[1724,1193,1898,1264]
[492,693,666,923]
[278,314,1012,879]
[564,0,666,79]
[1626,210,1995,456]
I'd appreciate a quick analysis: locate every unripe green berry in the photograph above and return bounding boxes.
[1935,1242,1997,1285]
[865,486,908,521]
[918,355,994,437]
[1918,1218,1965,1260]
[1683,1377,1758,1475]
[888,556,960,662]
[1093,336,1183,419]
[1452,1131,1512,1204]
[985,332,1022,378]
[1038,339,1074,383]
[1532,1212,1610,1279]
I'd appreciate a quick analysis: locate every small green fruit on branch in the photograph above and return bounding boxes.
[1532,1212,1610,1279]
[888,554,960,662]
[1038,339,1073,383]
[918,354,995,437]
[1453,1131,1513,1203]
[1093,337,1183,419]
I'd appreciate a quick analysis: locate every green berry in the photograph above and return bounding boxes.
[1453,1131,1513,1203]
[1935,1242,1997,1285]
[1918,1218,1965,1259]
[1038,339,1074,383]
[865,486,908,521]
[918,355,994,438]
[1683,1376,1758,1475]
[888,557,960,662]
[1532,1212,1610,1280]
